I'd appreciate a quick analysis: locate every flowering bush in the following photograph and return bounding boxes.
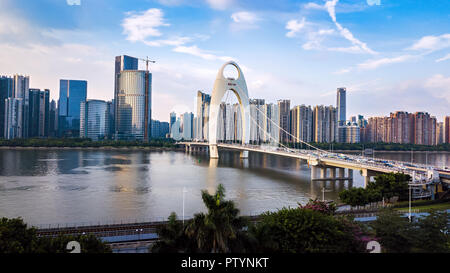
[298,199,337,215]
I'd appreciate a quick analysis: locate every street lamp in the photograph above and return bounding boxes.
[408,184,412,222]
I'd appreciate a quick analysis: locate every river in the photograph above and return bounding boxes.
[0,149,448,226]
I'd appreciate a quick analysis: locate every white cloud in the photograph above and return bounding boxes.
[206,0,234,10]
[327,45,366,54]
[66,0,81,6]
[436,53,450,63]
[325,0,376,54]
[304,2,326,10]
[409,33,450,52]
[424,74,450,104]
[122,9,169,42]
[333,68,352,74]
[285,18,306,38]
[357,54,416,70]
[367,0,381,6]
[144,36,192,47]
[231,11,259,24]
[173,45,234,62]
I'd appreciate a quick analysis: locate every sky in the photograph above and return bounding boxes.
[0,0,449,122]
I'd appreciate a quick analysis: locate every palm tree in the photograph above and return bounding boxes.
[186,184,248,253]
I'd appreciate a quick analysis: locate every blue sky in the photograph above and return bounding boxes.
[0,0,449,122]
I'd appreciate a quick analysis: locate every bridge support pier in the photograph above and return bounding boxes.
[320,168,326,179]
[240,150,249,159]
[338,168,345,178]
[209,145,219,159]
[311,166,317,180]
[330,167,336,179]
[348,169,353,180]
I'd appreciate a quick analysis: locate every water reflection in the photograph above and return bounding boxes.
[0,149,448,226]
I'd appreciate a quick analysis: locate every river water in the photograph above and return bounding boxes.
[0,149,448,226]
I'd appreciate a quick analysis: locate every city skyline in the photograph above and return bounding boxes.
[0,0,449,122]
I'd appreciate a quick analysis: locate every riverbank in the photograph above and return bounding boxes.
[0,146,184,151]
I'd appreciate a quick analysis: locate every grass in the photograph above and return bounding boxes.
[394,201,450,212]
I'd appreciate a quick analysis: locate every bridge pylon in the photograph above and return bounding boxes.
[208,61,250,159]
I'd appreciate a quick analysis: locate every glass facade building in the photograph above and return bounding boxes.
[58,79,87,137]
[80,100,109,141]
[0,76,13,138]
[116,70,152,141]
[28,88,50,138]
[337,87,346,126]
[114,55,139,135]
[4,98,23,139]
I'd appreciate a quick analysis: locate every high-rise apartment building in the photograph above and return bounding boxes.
[249,99,265,143]
[0,76,13,137]
[115,70,152,141]
[336,87,346,126]
[28,88,50,138]
[313,105,337,143]
[290,105,313,143]
[80,100,109,141]
[413,112,436,145]
[58,79,87,137]
[444,116,450,144]
[195,91,211,141]
[278,99,290,143]
[365,111,437,145]
[436,122,444,145]
[338,123,360,143]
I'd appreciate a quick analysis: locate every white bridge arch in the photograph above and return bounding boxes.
[209,61,250,158]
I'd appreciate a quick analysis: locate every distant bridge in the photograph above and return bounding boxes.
[178,61,446,189]
[178,142,444,186]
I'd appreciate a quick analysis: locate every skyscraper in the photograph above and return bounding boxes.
[277,99,290,143]
[107,100,115,139]
[80,100,109,141]
[4,98,23,139]
[114,55,139,136]
[58,79,87,137]
[337,87,346,126]
[195,91,211,141]
[170,112,177,132]
[13,75,30,138]
[28,88,50,138]
[181,112,194,140]
[49,100,57,137]
[0,76,13,138]
[115,70,152,141]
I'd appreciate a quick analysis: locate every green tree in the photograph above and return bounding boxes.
[250,207,367,253]
[0,217,111,253]
[370,209,414,253]
[151,212,189,253]
[185,184,248,253]
[412,210,449,253]
[339,187,371,206]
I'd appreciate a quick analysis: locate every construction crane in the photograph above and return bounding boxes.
[138,56,156,72]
